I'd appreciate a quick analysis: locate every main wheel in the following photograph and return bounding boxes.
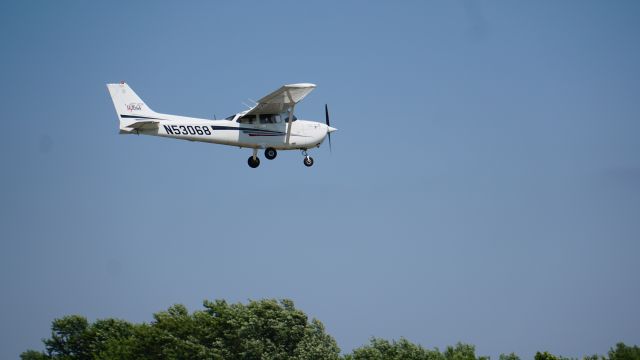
[248,156,260,168]
[264,147,277,160]
[303,156,314,167]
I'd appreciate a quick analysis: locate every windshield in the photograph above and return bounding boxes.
[237,115,257,124]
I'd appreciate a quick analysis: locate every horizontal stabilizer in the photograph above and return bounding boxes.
[119,120,159,133]
[125,120,159,129]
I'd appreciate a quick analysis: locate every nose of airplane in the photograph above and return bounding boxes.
[327,126,337,133]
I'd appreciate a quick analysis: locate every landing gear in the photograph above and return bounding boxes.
[303,156,314,167]
[246,148,315,167]
[264,147,277,160]
[248,156,260,168]
[301,150,314,167]
[248,149,260,168]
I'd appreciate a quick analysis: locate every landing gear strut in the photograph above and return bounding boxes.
[248,149,260,168]
[302,150,314,167]
[264,147,277,160]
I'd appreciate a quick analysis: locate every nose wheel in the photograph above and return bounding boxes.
[301,150,314,167]
[303,156,314,167]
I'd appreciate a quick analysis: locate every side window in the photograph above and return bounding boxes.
[283,115,297,123]
[259,114,280,124]
[281,109,297,123]
[238,115,256,124]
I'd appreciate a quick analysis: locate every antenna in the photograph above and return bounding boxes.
[214,114,217,120]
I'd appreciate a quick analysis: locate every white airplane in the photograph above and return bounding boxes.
[106,82,336,168]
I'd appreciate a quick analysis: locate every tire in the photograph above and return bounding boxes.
[303,156,314,167]
[248,156,260,168]
[264,148,277,160]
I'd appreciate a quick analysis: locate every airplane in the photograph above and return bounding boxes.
[106,82,336,168]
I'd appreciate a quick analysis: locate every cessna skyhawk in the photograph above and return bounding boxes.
[106,82,336,168]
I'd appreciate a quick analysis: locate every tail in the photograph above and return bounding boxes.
[106,82,160,132]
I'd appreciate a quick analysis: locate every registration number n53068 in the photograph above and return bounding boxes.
[164,125,211,136]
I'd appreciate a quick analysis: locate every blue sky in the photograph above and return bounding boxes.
[1,1,639,358]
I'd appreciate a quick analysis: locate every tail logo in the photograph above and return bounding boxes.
[126,103,143,111]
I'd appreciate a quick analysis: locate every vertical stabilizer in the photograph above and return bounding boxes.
[106,82,157,118]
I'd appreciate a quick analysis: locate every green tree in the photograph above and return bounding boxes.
[20,350,49,360]
[22,305,640,360]
[500,353,520,360]
[535,351,574,360]
[43,315,92,359]
[22,299,340,360]
[583,354,604,360]
[609,343,640,360]
[536,351,556,360]
[348,338,484,360]
[444,343,485,360]
[292,319,340,360]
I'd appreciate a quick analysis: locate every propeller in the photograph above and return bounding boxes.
[325,104,332,152]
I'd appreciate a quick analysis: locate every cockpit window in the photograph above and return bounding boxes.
[237,115,257,124]
[225,114,236,120]
[237,113,292,124]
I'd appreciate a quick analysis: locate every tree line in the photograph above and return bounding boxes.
[21,299,640,360]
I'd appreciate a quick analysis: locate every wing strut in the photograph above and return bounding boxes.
[285,89,295,144]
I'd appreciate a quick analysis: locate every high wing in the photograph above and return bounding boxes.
[244,83,316,115]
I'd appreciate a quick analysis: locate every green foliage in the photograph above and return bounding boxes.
[43,315,91,359]
[34,315,135,360]
[22,299,339,360]
[535,351,576,360]
[500,353,521,360]
[292,319,340,360]
[21,303,640,360]
[444,343,482,360]
[349,337,433,360]
[536,351,557,360]
[609,343,640,360]
[20,350,49,360]
[583,355,605,360]
[348,338,489,360]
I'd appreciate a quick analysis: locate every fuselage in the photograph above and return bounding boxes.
[123,113,331,150]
